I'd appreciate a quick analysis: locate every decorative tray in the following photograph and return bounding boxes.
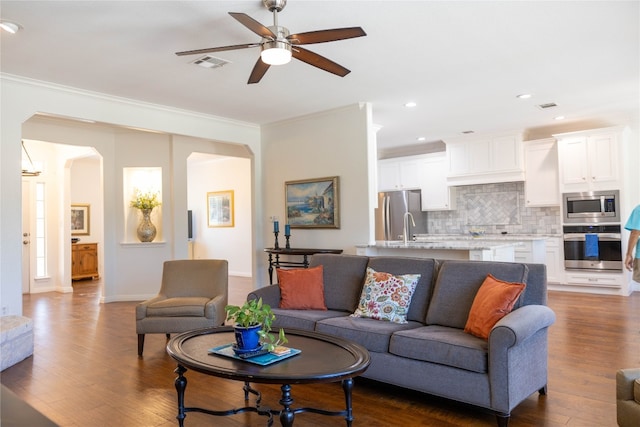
[209,344,301,366]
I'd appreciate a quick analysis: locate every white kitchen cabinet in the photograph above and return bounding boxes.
[564,271,623,289]
[419,152,456,211]
[523,138,560,207]
[555,127,621,193]
[445,133,525,186]
[378,157,422,191]
[544,237,564,284]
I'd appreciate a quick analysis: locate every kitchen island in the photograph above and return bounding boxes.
[356,234,549,263]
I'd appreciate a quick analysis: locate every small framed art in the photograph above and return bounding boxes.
[207,190,234,228]
[71,204,90,235]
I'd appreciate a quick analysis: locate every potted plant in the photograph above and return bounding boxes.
[225,298,287,352]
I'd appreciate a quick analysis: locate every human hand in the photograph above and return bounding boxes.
[625,254,634,271]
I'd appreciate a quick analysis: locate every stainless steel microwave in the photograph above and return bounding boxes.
[562,190,620,224]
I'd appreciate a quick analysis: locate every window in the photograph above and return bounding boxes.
[35,182,46,277]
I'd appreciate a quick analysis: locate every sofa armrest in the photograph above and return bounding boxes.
[205,294,226,324]
[490,305,556,347]
[488,305,556,414]
[247,284,281,308]
[617,368,640,401]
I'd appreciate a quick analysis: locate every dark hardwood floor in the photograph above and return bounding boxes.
[1,278,639,426]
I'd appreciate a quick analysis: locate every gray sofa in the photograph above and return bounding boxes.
[248,254,556,427]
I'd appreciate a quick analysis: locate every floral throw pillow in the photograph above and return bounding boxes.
[350,267,421,324]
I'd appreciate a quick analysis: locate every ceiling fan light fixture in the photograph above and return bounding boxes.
[261,40,292,65]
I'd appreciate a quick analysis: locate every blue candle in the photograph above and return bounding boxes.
[285,224,290,235]
[273,220,279,233]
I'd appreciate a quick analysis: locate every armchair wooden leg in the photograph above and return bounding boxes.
[138,334,145,356]
[539,385,548,395]
[166,333,170,339]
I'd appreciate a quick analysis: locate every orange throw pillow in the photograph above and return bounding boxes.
[277,266,327,310]
[464,274,526,340]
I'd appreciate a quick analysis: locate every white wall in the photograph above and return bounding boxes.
[261,104,374,266]
[0,75,261,316]
[188,156,252,276]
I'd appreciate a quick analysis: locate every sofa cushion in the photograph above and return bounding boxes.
[309,254,369,312]
[316,316,421,353]
[390,325,489,374]
[464,274,526,339]
[426,261,529,329]
[277,266,327,310]
[367,257,437,323]
[146,297,210,317]
[351,267,420,324]
[271,308,347,332]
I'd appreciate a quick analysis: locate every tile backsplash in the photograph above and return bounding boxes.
[428,182,561,235]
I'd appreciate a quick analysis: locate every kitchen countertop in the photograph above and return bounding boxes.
[356,234,556,251]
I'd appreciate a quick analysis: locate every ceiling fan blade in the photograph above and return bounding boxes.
[288,27,366,45]
[229,12,276,39]
[175,43,260,56]
[248,58,271,84]
[292,46,350,77]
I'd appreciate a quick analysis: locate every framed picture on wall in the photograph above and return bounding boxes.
[71,204,90,235]
[285,176,340,229]
[207,190,234,228]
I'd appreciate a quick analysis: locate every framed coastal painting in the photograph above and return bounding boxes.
[285,176,340,229]
[71,204,90,235]
[207,190,234,228]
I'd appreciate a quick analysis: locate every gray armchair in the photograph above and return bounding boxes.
[617,368,640,427]
[136,259,228,356]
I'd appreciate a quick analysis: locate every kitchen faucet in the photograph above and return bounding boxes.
[403,212,415,245]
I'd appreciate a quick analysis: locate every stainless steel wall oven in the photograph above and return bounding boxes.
[563,224,622,271]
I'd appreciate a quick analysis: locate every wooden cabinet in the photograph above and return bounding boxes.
[445,133,525,186]
[556,127,621,193]
[523,138,560,207]
[72,243,99,280]
[419,152,456,211]
[378,157,422,191]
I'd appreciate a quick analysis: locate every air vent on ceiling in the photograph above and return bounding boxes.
[537,102,558,110]
[191,55,231,69]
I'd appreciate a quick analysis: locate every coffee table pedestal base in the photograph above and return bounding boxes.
[174,364,356,427]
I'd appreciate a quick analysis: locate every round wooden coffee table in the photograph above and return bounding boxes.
[166,326,370,427]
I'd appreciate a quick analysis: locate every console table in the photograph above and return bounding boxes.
[264,248,343,284]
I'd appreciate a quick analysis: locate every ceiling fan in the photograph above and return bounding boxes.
[175,0,366,84]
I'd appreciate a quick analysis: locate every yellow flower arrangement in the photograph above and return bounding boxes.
[130,189,161,210]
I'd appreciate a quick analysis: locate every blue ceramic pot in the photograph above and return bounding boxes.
[233,324,262,351]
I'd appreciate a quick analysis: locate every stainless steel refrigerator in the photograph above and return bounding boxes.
[375,189,427,241]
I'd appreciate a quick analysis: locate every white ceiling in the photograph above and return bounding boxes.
[1,1,638,155]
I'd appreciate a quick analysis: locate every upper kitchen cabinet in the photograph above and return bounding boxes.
[523,138,560,207]
[444,133,525,186]
[378,156,422,191]
[419,152,456,210]
[555,127,626,193]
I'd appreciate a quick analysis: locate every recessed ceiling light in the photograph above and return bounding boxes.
[516,93,532,99]
[404,102,417,108]
[417,137,426,142]
[554,116,565,120]
[0,20,22,34]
